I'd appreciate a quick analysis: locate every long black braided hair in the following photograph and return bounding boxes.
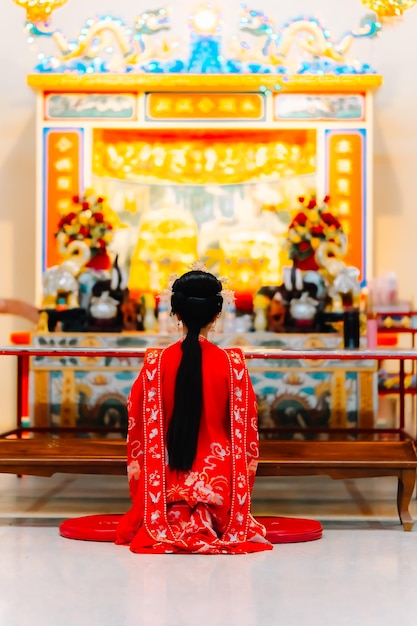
[167,270,223,472]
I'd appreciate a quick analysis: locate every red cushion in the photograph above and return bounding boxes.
[257,516,323,543]
[59,514,121,542]
[59,514,322,544]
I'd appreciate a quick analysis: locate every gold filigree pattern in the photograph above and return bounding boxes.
[93,129,316,185]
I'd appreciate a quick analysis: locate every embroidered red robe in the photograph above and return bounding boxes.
[115,338,272,554]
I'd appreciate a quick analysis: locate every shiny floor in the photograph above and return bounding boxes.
[0,472,416,626]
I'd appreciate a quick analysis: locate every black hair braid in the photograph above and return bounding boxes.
[167,331,202,471]
[167,270,223,471]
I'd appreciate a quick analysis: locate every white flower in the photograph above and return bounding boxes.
[184,471,199,486]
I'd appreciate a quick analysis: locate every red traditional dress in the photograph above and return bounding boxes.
[115,337,273,554]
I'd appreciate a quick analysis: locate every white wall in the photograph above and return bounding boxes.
[1,0,417,428]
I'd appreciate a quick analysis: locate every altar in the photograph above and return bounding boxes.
[29,331,377,441]
[31,73,377,306]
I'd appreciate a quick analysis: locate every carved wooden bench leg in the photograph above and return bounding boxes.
[397,468,416,531]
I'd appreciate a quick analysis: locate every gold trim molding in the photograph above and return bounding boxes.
[27,73,383,94]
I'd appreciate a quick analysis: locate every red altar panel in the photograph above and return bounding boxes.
[44,129,83,269]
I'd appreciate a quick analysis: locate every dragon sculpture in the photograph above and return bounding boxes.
[22,4,172,72]
[237,5,381,72]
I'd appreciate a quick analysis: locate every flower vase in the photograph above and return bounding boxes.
[86,251,111,271]
[254,307,268,332]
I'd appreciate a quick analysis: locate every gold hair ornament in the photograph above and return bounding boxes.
[160,261,235,315]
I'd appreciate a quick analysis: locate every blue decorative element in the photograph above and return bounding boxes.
[358,13,382,38]
[225,59,243,73]
[298,59,377,75]
[187,34,223,73]
[114,372,136,380]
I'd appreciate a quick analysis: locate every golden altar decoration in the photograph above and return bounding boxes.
[24,66,382,299]
[128,207,198,296]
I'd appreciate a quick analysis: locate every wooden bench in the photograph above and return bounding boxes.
[0,438,416,530]
[258,440,417,531]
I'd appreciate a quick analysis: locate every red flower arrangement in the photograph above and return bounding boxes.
[55,190,116,269]
[287,195,345,271]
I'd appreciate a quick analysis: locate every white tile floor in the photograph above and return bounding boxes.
[0,472,416,626]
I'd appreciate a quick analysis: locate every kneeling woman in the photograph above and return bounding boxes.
[116,270,272,554]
